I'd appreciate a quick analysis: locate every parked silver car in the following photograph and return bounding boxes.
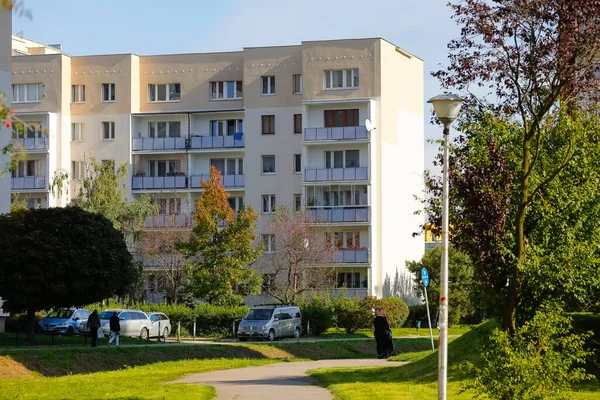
[99,309,124,336]
[237,305,302,341]
[39,308,91,336]
[100,309,152,340]
[147,312,171,338]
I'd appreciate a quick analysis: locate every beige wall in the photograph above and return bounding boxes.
[12,54,64,113]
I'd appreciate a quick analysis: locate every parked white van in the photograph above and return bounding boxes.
[237,305,302,341]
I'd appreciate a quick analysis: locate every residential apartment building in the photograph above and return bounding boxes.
[9,36,424,300]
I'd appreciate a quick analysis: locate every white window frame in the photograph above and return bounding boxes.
[71,123,84,141]
[293,74,302,94]
[148,160,181,177]
[262,155,276,174]
[324,150,360,169]
[101,121,116,140]
[294,194,302,212]
[262,234,276,252]
[210,119,243,137]
[324,69,359,89]
[71,161,85,180]
[12,159,43,178]
[293,154,302,174]
[210,158,243,175]
[12,83,42,103]
[153,197,181,216]
[261,76,275,95]
[148,121,181,138]
[262,194,276,214]
[228,196,245,212]
[101,83,115,102]
[148,83,181,102]
[71,85,85,103]
[210,80,243,100]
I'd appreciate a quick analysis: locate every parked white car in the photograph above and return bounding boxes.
[147,312,171,338]
[100,309,153,340]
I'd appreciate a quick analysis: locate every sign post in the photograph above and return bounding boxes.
[422,267,435,352]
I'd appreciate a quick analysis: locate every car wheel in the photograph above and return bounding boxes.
[140,327,149,340]
[294,327,301,339]
[268,329,276,342]
[163,327,169,338]
[66,326,74,336]
[239,337,248,342]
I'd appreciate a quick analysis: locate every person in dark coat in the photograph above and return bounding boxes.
[108,311,121,347]
[374,308,391,358]
[86,309,101,347]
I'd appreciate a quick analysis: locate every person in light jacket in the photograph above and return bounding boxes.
[86,310,101,347]
[108,311,121,347]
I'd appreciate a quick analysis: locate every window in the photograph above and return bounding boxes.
[262,234,276,252]
[71,161,85,179]
[210,119,243,136]
[148,83,181,102]
[262,115,275,134]
[12,121,42,139]
[337,272,362,289]
[294,154,301,173]
[12,83,42,103]
[25,198,42,209]
[324,109,359,127]
[293,114,302,134]
[228,196,245,212]
[262,273,275,292]
[71,123,84,141]
[102,83,115,102]
[324,150,360,169]
[294,194,302,212]
[293,74,302,94]
[324,69,359,89]
[262,194,276,214]
[210,81,242,100]
[148,121,181,138]
[12,160,42,177]
[261,76,275,95]
[71,85,85,103]
[149,160,181,177]
[331,231,361,248]
[102,121,115,140]
[262,155,275,174]
[210,158,243,175]
[151,197,181,215]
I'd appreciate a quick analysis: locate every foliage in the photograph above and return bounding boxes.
[333,296,372,334]
[463,303,594,400]
[0,207,137,342]
[404,304,430,328]
[9,192,27,212]
[179,167,261,306]
[380,297,409,328]
[298,295,335,336]
[406,246,477,325]
[258,206,335,304]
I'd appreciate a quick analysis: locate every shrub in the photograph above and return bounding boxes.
[195,303,248,337]
[404,303,430,328]
[334,296,372,334]
[299,295,334,336]
[463,303,594,400]
[379,297,409,328]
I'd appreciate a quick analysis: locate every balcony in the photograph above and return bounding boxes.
[12,137,48,151]
[143,214,194,229]
[132,137,187,151]
[305,167,368,182]
[11,176,46,190]
[304,126,368,141]
[334,248,369,263]
[306,207,369,224]
[189,133,244,150]
[190,174,245,189]
[132,175,187,190]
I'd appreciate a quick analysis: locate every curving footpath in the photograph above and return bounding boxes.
[174,359,406,400]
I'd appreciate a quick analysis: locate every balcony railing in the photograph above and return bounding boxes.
[334,248,369,263]
[190,174,245,188]
[305,167,368,182]
[132,137,187,151]
[132,175,187,190]
[12,137,48,151]
[11,176,46,190]
[304,126,368,141]
[332,288,369,299]
[306,207,369,223]
[143,214,194,229]
[189,134,244,150]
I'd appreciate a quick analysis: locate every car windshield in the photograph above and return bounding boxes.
[46,310,73,319]
[99,311,116,319]
[244,308,274,321]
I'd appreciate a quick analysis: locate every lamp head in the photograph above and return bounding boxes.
[427,93,463,127]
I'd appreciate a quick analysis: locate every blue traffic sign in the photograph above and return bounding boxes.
[421,268,429,287]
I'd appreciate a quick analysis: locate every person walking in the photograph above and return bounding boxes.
[374,308,391,359]
[87,309,101,348]
[108,311,121,347]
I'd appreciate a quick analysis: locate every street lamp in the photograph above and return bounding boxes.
[427,93,463,400]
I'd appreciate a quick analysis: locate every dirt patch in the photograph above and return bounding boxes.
[0,356,35,379]
[249,345,294,359]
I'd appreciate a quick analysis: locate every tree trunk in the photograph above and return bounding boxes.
[26,306,36,345]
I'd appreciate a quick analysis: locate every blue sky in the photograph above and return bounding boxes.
[13,0,461,172]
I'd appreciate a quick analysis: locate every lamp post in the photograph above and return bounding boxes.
[427,93,463,400]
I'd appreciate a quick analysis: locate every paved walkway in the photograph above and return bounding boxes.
[174,359,406,400]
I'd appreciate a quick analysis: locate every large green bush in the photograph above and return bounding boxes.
[333,296,372,334]
[404,303,430,328]
[299,295,335,336]
[380,297,409,328]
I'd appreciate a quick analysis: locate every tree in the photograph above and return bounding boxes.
[0,207,137,342]
[179,167,261,306]
[431,0,600,333]
[406,246,475,326]
[258,206,335,304]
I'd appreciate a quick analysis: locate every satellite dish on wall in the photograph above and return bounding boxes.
[365,119,376,132]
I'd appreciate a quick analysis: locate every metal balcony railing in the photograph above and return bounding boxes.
[132,137,187,151]
[132,175,187,190]
[304,167,368,182]
[304,126,368,141]
[11,176,47,190]
[189,134,244,149]
[334,248,369,263]
[143,214,194,229]
[12,137,48,151]
[190,174,245,188]
[306,207,370,223]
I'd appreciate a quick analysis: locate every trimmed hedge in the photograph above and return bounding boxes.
[298,296,335,336]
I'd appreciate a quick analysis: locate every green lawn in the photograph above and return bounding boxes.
[0,358,278,399]
[322,325,473,339]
